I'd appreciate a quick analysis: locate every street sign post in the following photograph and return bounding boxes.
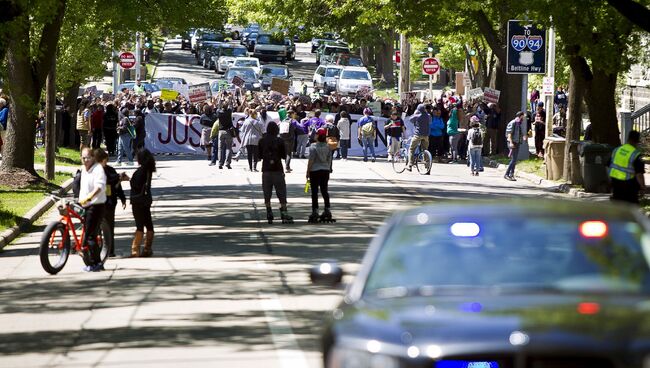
[542,77,554,96]
[422,57,440,102]
[506,20,546,74]
[119,52,136,69]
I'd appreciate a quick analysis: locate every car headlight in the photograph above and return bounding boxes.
[253,83,261,88]
[328,347,399,368]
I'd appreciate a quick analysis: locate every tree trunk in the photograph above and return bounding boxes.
[1,0,67,175]
[360,46,372,68]
[63,83,80,148]
[494,59,524,154]
[585,68,621,146]
[377,35,395,85]
[45,60,56,181]
[563,68,585,183]
[399,34,411,95]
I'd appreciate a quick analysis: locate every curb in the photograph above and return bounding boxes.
[481,157,608,199]
[0,177,74,250]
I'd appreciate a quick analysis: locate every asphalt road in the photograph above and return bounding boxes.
[157,38,318,92]
[0,39,565,368]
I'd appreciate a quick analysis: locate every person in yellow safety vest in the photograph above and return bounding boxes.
[133,78,145,95]
[609,130,646,204]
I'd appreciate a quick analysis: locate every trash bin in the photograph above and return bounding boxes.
[544,137,566,180]
[579,143,613,193]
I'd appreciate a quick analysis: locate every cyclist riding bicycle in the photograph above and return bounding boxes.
[407,104,432,171]
[78,147,108,272]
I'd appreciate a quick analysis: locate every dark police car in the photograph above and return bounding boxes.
[311,201,650,368]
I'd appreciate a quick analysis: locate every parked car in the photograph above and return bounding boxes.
[195,41,223,65]
[215,45,249,74]
[233,57,261,76]
[336,66,372,95]
[153,78,188,90]
[202,44,224,69]
[259,64,291,91]
[116,81,161,94]
[284,38,296,61]
[192,30,224,54]
[312,200,650,368]
[245,32,258,52]
[253,33,287,64]
[332,53,364,67]
[224,67,261,91]
[316,43,350,65]
[310,32,337,53]
[313,65,343,94]
[321,50,350,65]
[241,24,260,44]
[181,29,193,50]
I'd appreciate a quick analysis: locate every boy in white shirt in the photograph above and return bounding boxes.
[79,147,107,272]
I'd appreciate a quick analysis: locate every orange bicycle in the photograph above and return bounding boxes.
[39,196,112,274]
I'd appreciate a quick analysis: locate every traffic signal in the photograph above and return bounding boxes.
[427,42,433,53]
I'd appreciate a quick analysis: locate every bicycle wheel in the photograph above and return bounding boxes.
[81,220,112,266]
[39,222,71,275]
[392,148,408,174]
[416,150,433,175]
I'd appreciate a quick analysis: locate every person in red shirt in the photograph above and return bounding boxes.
[90,104,105,149]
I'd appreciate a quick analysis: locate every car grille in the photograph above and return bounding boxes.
[257,50,280,55]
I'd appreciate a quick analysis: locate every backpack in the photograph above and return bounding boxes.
[471,128,483,146]
[279,119,291,137]
[361,121,375,137]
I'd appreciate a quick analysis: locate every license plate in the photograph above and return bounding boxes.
[435,361,499,368]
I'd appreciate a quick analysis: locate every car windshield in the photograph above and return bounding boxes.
[227,69,256,81]
[221,48,247,57]
[235,59,258,67]
[202,33,223,41]
[325,47,349,56]
[257,34,284,45]
[154,80,176,89]
[341,70,370,80]
[325,68,342,78]
[364,216,650,296]
[340,56,363,66]
[262,67,287,77]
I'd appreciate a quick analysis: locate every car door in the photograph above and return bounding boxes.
[313,66,325,87]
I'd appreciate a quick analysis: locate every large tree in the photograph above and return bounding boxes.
[605,0,650,33]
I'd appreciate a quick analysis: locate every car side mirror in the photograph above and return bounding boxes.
[310,262,343,287]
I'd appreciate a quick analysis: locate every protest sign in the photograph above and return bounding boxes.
[467,87,484,100]
[367,101,382,115]
[232,76,245,88]
[483,87,501,103]
[187,83,212,103]
[270,78,290,95]
[161,89,179,101]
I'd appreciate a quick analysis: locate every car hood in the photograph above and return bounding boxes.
[261,75,287,83]
[219,56,237,63]
[333,294,650,356]
[340,78,372,85]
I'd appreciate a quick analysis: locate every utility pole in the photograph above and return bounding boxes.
[44,59,56,181]
[112,40,118,94]
[545,25,556,137]
[135,32,141,80]
[398,34,411,99]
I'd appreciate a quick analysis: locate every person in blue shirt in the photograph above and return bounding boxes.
[357,108,377,162]
[0,98,8,152]
[428,106,445,160]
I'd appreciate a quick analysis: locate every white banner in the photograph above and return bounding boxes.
[142,113,420,157]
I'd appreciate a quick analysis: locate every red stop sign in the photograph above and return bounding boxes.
[119,52,136,69]
[422,57,440,75]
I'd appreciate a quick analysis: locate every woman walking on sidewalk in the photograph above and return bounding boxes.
[240,108,264,171]
[307,129,334,223]
[258,122,293,224]
[130,149,156,257]
[447,107,460,162]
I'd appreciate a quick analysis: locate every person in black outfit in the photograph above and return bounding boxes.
[103,103,119,156]
[132,110,146,154]
[258,122,293,224]
[95,149,126,257]
[217,100,235,168]
[129,149,156,257]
